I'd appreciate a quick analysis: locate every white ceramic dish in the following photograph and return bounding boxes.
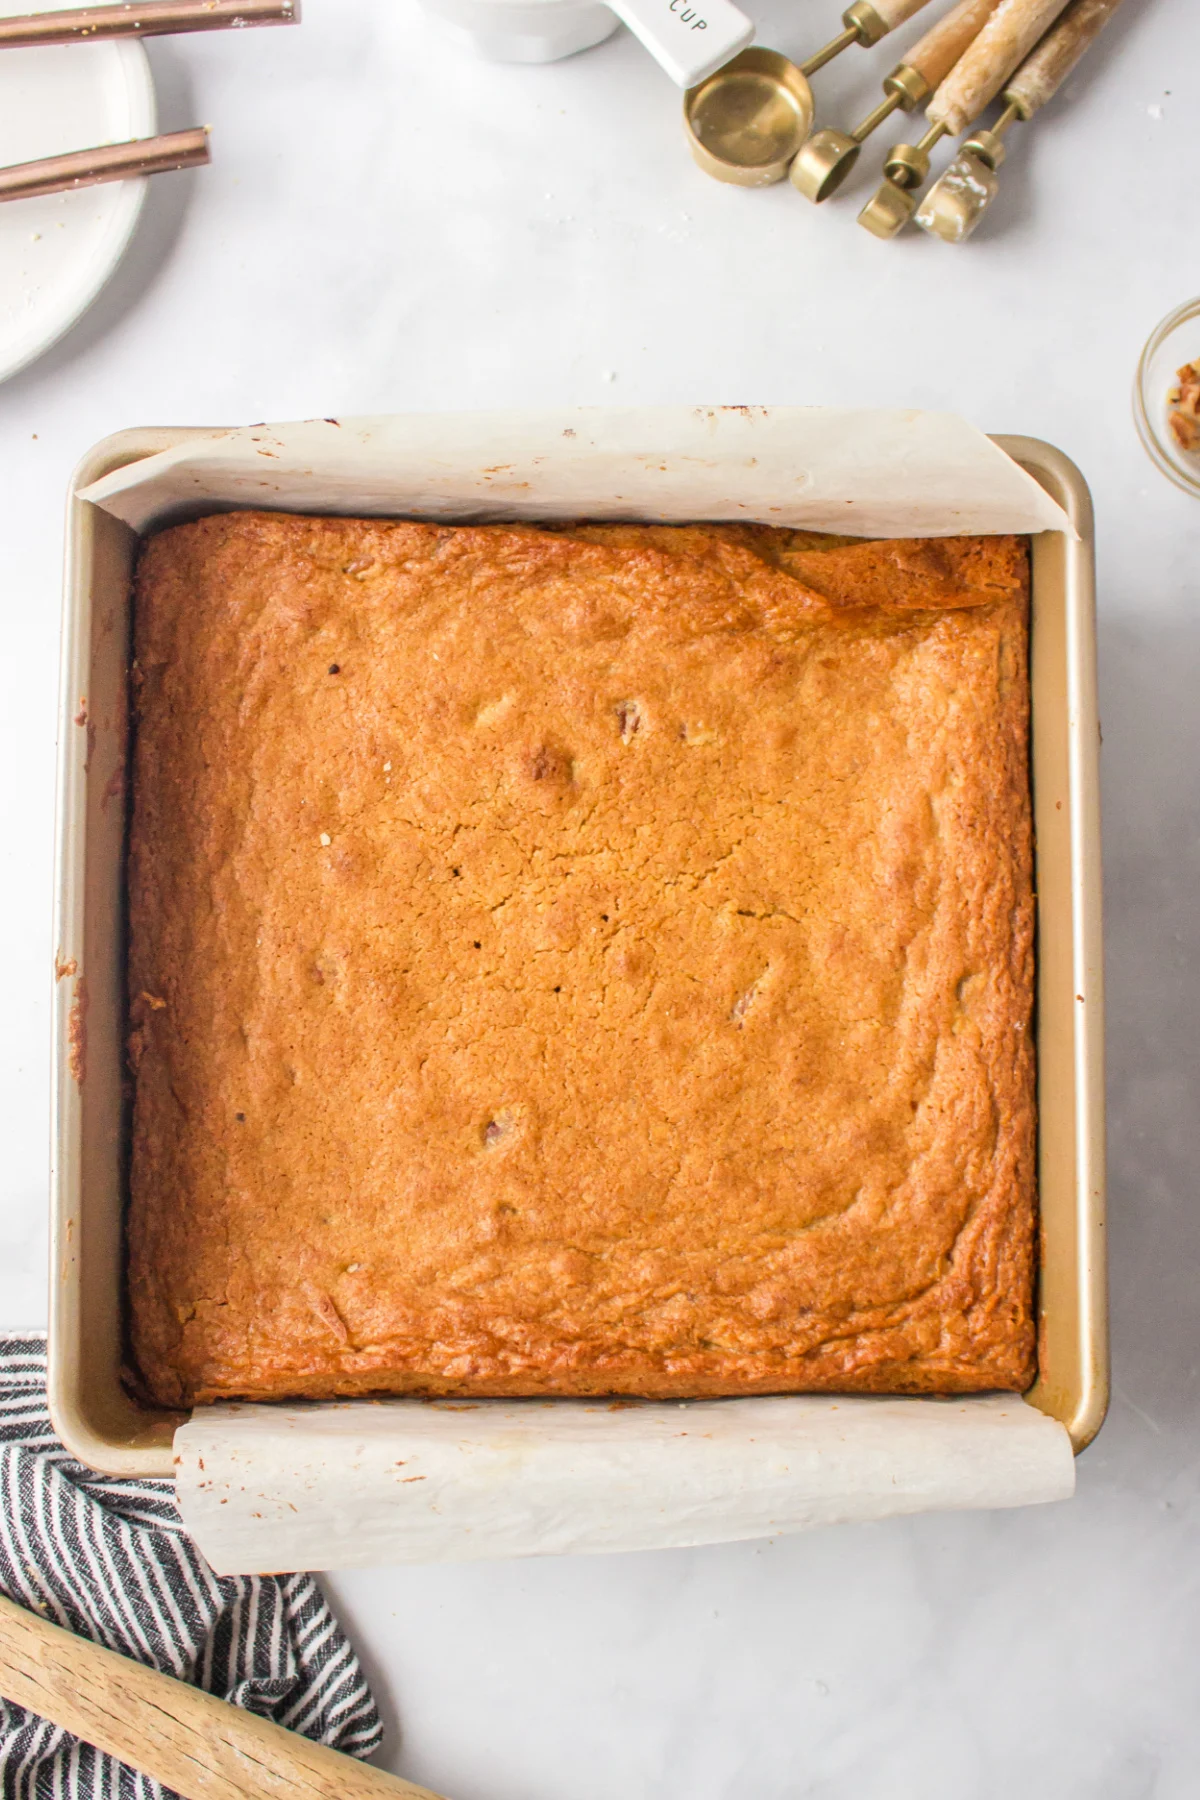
[0,1,154,384]
[415,0,750,86]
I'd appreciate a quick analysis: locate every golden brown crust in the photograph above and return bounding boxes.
[126,513,1036,1407]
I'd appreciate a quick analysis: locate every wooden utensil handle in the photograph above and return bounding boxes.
[906,0,1005,87]
[1005,0,1125,115]
[0,1593,442,1800]
[0,0,297,46]
[0,129,210,203]
[927,0,1072,132]
[871,0,936,32]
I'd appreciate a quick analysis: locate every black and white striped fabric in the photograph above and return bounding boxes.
[0,1336,383,1798]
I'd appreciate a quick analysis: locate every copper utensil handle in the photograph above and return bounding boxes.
[906,0,1005,86]
[928,0,1072,132]
[0,1592,442,1800]
[1005,0,1124,114]
[0,0,297,46]
[0,127,210,202]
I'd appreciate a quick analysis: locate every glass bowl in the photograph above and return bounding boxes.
[1134,296,1200,498]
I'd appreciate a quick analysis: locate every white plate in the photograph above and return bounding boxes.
[0,1,155,384]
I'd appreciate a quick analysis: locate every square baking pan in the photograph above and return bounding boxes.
[48,421,1107,1478]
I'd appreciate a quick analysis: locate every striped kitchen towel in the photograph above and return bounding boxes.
[0,1335,383,1798]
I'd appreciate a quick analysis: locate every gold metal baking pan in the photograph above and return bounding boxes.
[48,426,1107,1476]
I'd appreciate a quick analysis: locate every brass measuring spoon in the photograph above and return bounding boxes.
[857,0,1074,235]
[684,0,936,187]
[791,0,1004,201]
[915,0,1125,240]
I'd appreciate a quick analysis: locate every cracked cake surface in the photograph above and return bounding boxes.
[126,511,1036,1406]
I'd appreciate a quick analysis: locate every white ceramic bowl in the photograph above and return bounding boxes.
[416,0,619,64]
[0,2,155,384]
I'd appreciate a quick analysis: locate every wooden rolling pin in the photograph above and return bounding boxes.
[792,0,1007,200]
[0,129,210,203]
[0,0,297,45]
[0,1593,444,1800]
[915,0,1126,238]
[858,0,1073,231]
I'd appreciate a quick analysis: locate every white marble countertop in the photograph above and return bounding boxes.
[2,0,1198,1793]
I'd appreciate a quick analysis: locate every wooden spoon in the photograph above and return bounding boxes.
[0,1593,444,1800]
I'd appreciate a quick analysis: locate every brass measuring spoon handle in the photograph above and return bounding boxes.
[864,0,1042,214]
[0,0,297,46]
[799,20,864,76]
[793,0,947,203]
[855,111,946,233]
[858,0,1010,134]
[852,0,1001,224]
[885,117,950,180]
[1002,0,1126,117]
[848,86,910,141]
[799,0,934,77]
[926,0,1074,135]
